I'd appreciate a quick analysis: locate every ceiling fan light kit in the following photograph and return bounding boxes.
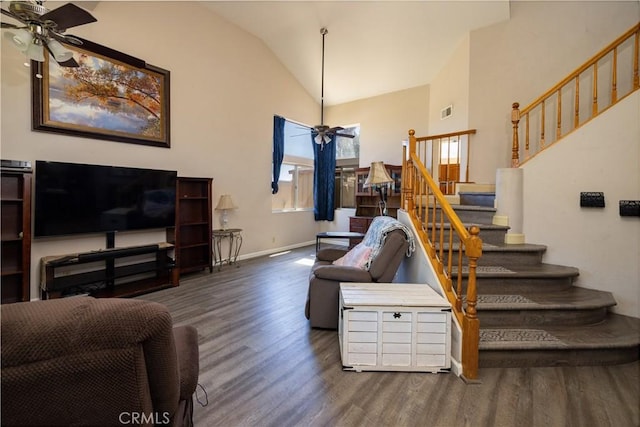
[1,1,97,70]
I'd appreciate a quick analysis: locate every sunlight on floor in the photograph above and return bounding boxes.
[269,251,291,258]
[294,257,314,266]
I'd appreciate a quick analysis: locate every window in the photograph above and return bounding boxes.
[272,119,315,211]
[272,118,360,212]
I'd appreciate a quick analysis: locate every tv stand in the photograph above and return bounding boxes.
[41,243,177,299]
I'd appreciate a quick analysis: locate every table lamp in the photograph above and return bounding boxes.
[215,194,237,230]
[364,162,393,215]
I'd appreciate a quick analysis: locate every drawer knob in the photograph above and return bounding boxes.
[393,312,402,319]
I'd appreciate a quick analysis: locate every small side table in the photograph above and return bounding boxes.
[212,228,243,271]
[316,231,365,252]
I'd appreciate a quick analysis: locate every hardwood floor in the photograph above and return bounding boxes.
[138,246,640,427]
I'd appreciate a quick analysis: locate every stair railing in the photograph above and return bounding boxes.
[511,22,639,167]
[410,129,477,194]
[402,129,483,380]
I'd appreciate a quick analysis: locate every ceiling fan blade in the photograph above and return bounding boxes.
[334,133,355,139]
[57,56,80,68]
[1,7,24,23]
[49,31,84,46]
[328,126,345,132]
[40,3,97,31]
[1,22,21,29]
[290,132,312,138]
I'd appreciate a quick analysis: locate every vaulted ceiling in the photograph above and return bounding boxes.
[203,1,511,106]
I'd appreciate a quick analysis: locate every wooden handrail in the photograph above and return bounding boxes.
[403,129,482,380]
[511,22,640,166]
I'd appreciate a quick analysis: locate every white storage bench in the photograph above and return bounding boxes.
[339,283,451,373]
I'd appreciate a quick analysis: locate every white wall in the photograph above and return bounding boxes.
[467,1,639,184]
[522,92,640,318]
[1,1,322,299]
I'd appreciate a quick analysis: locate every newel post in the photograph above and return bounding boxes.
[511,103,520,168]
[403,129,417,212]
[462,225,482,380]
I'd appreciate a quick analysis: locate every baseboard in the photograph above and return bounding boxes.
[237,240,316,262]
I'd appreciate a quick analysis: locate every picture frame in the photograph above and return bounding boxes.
[32,38,170,148]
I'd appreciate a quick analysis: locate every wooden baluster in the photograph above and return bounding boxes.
[525,113,530,159]
[612,47,618,103]
[456,238,463,313]
[511,102,520,167]
[465,134,471,183]
[634,29,639,90]
[540,100,546,148]
[556,89,562,140]
[592,63,598,116]
[462,225,482,381]
[574,76,580,128]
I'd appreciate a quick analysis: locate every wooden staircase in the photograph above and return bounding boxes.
[446,198,640,368]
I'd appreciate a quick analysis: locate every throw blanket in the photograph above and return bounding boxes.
[362,216,416,269]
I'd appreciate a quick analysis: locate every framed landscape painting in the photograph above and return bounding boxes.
[32,39,170,148]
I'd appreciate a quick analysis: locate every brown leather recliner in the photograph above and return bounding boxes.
[305,224,412,329]
[1,297,199,427]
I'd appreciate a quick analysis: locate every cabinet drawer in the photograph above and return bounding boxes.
[417,332,447,344]
[349,331,378,342]
[382,321,412,333]
[418,312,447,323]
[417,343,446,355]
[417,354,446,367]
[417,322,447,333]
[348,352,377,366]
[382,311,412,322]
[382,332,411,343]
[348,321,377,332]
[383,343,411,354]
[348,342,378,353]
[382,353,411,366]
[349,311,377,321]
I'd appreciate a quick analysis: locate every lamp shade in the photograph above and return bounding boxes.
[5,30,33,52]
[215,194,237,210]
[364,162,393,187]
[47,39,74,63]
[26,40,45,62]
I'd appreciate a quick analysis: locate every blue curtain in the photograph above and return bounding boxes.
[271,115,285,194]
[313,135,336,221]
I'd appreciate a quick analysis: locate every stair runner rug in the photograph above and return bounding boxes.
[480,329,566,349]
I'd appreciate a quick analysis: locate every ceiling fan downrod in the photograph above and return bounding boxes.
[320,27,327,126]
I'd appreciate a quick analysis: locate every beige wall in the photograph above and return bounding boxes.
[427,34,471,135]
[325,85,430,167]
[1,1,322,298]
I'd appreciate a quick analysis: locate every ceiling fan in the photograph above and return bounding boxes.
[304,27,355,147]
[1,1,97,67]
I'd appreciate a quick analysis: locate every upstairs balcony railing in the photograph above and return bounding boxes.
[402,129,483,380]
[511,23,639,166]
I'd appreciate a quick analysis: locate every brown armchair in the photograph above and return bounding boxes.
[305,216,414,329]
[1,297,199,427]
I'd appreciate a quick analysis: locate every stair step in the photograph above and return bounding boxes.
[444,242,548,266]
[479,313,640,367]
[476,287,616,327]
[459,192,495,207]
[461,263,580,293]
[435,222,509,246]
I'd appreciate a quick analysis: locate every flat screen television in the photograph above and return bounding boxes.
[34,160,177,238]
